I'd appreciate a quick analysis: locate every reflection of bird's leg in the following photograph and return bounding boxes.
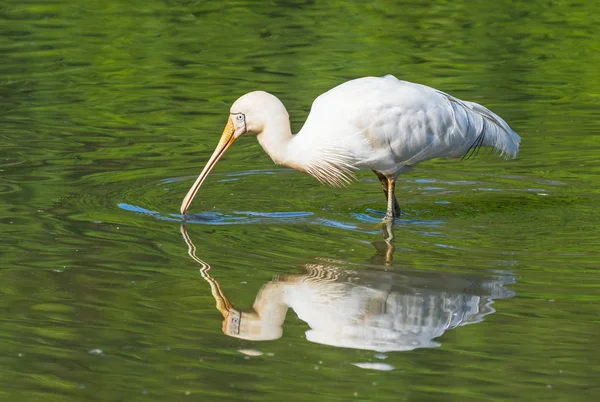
[373,170,401,219]
[381,219,395,265]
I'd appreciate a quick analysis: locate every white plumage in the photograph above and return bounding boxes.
[180,225,516,352]
[180,74,520,218]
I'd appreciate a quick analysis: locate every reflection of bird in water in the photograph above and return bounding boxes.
[181,75,520,220]
[181,225,515,352]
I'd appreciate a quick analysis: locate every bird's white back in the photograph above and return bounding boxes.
[289,75,520,177]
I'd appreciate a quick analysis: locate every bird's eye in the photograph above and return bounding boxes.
[236,114,244,121]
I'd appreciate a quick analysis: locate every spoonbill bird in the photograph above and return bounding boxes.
[180,75,520,219]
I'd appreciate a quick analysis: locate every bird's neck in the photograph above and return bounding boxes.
[256,115,295,166]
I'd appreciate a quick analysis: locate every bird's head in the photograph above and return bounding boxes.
[222,308,283,341]
[229,91,287,136]
[180,91,287,215]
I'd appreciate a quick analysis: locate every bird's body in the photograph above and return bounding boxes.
[180,75,520,218]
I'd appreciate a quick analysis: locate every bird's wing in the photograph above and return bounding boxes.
[358,78,521,167]
[292,76,520,181]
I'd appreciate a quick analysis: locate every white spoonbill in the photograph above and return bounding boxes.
[180,75,520,219]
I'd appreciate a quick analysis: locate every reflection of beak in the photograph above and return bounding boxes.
[180,117,237,214]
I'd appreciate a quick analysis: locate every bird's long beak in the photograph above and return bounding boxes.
[180,116,237,215]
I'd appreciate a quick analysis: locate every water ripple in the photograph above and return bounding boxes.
[118,202,451,234]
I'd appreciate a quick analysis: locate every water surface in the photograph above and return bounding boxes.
[1,0,599,401]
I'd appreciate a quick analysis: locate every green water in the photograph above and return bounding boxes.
[2,0,600,401]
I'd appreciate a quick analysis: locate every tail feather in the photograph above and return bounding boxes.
[467,101,521,158]
[442,92,521,159]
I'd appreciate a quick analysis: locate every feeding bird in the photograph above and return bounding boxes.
[180,75,520,219]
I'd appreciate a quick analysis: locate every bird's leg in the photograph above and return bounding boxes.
[392,187,401,218]
[371,171,397,263]
[373,170,401,218]
[384,178,396,221]
[373,170,389,197]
